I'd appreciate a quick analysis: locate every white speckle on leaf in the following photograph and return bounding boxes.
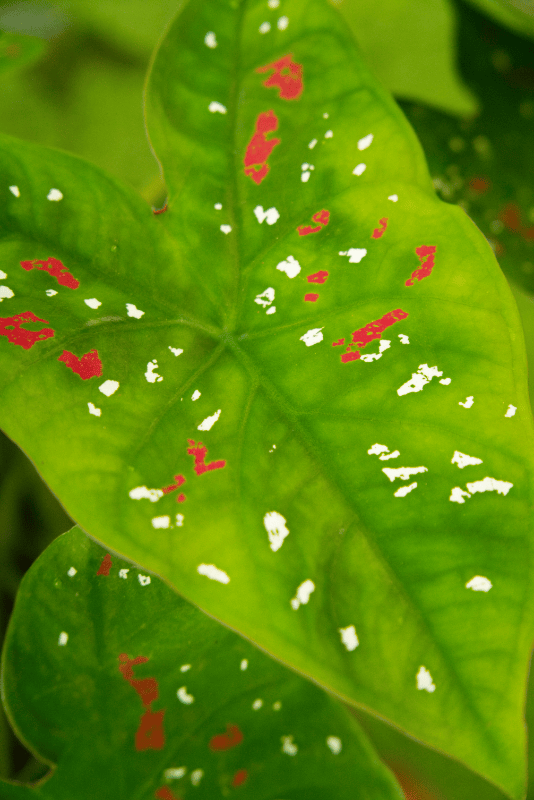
[152,515,171,529]
[126,303,144,318]
[466,477,513,496]
[138,574,151,586]
[169,346,183,356]
[300,327,323,346]
[360,339,390,362]
[180,664,191,672]
[301,170,311,182]
[259,21,271,32]
[417,666,435,692]
[339,248,367,263]
[352,163,366,176]
[214,202,222,210]
[0,286,14,301]
[398,333,409,344]
[268,0,280,7]
[129,486,163,502]
[394,481,417,497]
[450,487,472,503]
[273,700,282,710]
[119,569,129,579]
[177,686,195,705]
[84,298,102,309]
[397,364,443,396]
[264,511,289,552]
[47,188,63,201]
[281,735,298,755]
[0,271,6,279]
[266,306,276,315]
[451,451,483,469]
[240,659,248,671]
[204,31,217,47]
[439,377,451,385]
[357,133,373,150]
[176,513,184,527]
[254,205,279,224]
[190,770,204,786]
[209,101,227,114]
[277,15,289,29]
[220,224,232,234]
[459,396,474,408]
[192,390,201,401]
[197,563,230,584]
[252,698,263,710]
[323,112,329,118]
[46,289,58,296]
[388,194,398,202]
[505,404,517,417]
[145,360,163,383]
[276,254,300,277]
[309,138,318,149]
[88,402,101,417]
[99,380,119,396]
[255,287,275,307]
[198,409,221,431]
[466,575,492,592]
[326,736,342,754]
[290,579,315,610]
[58,632,68,646]
[324,129,333,138]
[368,443,389,456]
[67,567,77,577]
[165,768,186,780]
[9,185,20,197]
[382,466,427,482]
[338,625,359,651]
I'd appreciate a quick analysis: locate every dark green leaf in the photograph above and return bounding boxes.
[0,527,403,800]
[0,1,532,796]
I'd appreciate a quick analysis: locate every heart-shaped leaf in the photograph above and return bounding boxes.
[0,1,533,796]
[0,526,403,799]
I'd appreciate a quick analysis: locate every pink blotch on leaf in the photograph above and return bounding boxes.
[0,312,54,350]
[58,349,102,380]
[96,553,112,576]
[297,209,329,236]
[20,257,79,289]
[162,474,185,494]
[135,708,166,751]
[177,493,186,503]
[256,54,303,100]
[209,724,243,752]
[405,245,436,286]
[332,338,345,347]
[232,769,248,788]
[187,440,226,475]
[244,110,281,185]
[340,309,408,362]
[304,293,319,302]
[118,654,149,683]
[341,350,361,363]
[372,217,388,239]
[307,270,329,283]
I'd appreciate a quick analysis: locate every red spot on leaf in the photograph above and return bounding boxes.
[96,553,112,576]
[232,769,248,788]
[153,203,168,215]
[187,440,226,476]
[341,350,361,363]
[244,110,281,185]
[499,203,522,233]
[307,271,329,284]
[469,176,491,194]
[298,209,330,236]
[523,227,534,240]
[304,293,319,302]
[209,724,243,752]
[20,257,79,289]
[58,348,102,379]
[119,654,149,682]
[405,245,436,286]
[0,311,54,350]
[372,217,388,239]
[136,708,166,751]
[339,309,408,362]
[155,788,180,800]
[332,338,345,346]
[177,493,186,503]
[130,677,159,706]
[162,474,186,494]
[256,54,303,100]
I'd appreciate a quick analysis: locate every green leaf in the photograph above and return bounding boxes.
[0,33,46,75]
[0,526,403,800]
[332,0,479,116]
[0,0,532,796]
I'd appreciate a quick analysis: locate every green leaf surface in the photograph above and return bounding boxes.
[0,33,45,75]
[0,526,403,800]
[465,0,534,40]
[332,0,479,116]
[0,0,532,796]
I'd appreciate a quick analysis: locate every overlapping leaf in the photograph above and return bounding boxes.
[0,0,533,796]
[0,527,402,800]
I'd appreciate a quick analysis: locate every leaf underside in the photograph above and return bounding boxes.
[0,1,533,796]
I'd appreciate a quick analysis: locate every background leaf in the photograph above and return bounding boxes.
[0,526,404,800]
[464,0,534,40]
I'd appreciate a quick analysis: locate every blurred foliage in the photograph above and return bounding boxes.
[0,0,533,795]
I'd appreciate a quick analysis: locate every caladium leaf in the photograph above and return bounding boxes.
[0,0,532,796]
[0,526,403,800]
